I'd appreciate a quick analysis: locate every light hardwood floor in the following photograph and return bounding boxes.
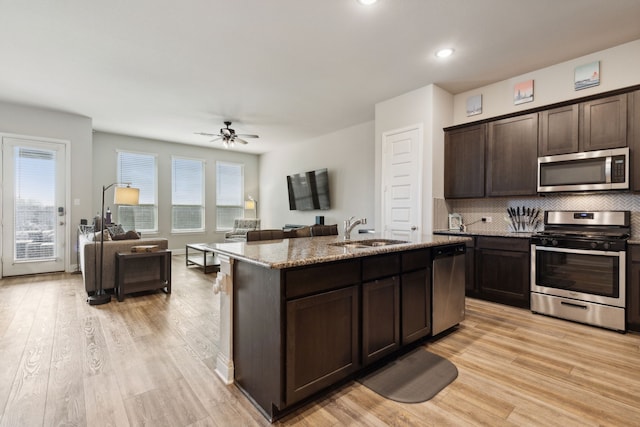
[1,255,639,426]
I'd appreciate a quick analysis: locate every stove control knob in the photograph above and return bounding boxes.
[590,241,598,249]
[541,238,548,246]
[603,242,610,250]
[551,239,558,246]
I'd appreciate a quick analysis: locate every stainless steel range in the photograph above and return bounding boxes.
[530,210,630,332]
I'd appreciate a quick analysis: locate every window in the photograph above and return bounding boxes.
[117,151,157,232]
[172,157,205,232]
[216,161,244,231]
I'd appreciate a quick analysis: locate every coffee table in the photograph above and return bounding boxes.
[186,243,219,273]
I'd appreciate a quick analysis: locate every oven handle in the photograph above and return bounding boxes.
[560,301,588,310]
[533,245,622,257]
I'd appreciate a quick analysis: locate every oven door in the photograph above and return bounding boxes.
[531,245,625,308]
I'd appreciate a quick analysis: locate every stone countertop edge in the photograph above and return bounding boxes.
[206,234,472,270]
[434,229,534,239]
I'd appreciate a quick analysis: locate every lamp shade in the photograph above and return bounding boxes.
[244,199,256,210]
[114,186,140,205]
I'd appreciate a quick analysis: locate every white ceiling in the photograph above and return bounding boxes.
[1,0,640,154]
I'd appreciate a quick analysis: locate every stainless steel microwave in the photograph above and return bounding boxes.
[537,147,629,193]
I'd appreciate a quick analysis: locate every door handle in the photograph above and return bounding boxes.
[411,226,417,231]
[59,221,65,226]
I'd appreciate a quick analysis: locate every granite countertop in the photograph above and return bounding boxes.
[434,229,534,239]
[206,233,471,269]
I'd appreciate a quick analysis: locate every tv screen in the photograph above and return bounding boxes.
[287,168,331,211]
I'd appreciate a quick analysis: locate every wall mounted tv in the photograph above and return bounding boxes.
[287,168,331,211]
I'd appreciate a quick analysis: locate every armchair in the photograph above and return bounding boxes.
[225,218,261,241]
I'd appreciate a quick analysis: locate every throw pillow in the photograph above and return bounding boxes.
[106,224,125,237]
[89,229,111,241]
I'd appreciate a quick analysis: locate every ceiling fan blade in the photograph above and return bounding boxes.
[195,132,220,137]
[234,137,249,144]
[236,134,259,139]
[209,137,222,143]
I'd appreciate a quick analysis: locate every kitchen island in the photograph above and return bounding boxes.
[207,233,470,421]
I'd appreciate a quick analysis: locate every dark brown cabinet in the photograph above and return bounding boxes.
[629,90,640,191]
[400,249,432,344]
[362,277,400,365]
[474,237,531,308]
[444,124,486,198]
[486,113,538,196]
[580,94,628,151]
[286,285,360,403]
[538,104,579,156]
[627,245,640,332]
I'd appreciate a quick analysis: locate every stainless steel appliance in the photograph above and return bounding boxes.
[432,244,466,335]
[530,210,629,332]
[537,147,629,193]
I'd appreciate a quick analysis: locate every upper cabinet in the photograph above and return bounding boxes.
[629,90,640,191]
[486,113,538,197]
[539,94,628,156]
[444,124,485,199]
[580,94,628,152]
[538,104,579,156]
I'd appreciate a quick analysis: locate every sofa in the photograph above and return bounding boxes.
[225,218,260,241]
[79,231,168,295]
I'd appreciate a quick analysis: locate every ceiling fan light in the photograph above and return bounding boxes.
[357,0,378,5]
[435,48,454,58]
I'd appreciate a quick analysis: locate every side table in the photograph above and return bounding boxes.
[186,243,219,273]
[115,250,171,301]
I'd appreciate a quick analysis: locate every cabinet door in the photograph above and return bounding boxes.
[476,248,530,308]
[580,94,627,151]
[362,277,400,365]
[486,113,538,196]
[401,268,431,345]
[285,286,360,405]
[629,90,640,191]
[539,104,579,156]
[627,246,640,331]
[444,124,485,198]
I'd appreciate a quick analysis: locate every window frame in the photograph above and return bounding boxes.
[215,161,245,232]
[171,155,205,233]
[116,149,158,233]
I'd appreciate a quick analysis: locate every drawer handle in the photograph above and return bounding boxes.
[561,301,587,310]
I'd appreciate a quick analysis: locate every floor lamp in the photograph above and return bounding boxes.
[87,183,140,306]
[244,196,257,219]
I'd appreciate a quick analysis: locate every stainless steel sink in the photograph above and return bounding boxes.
[329,239,408,248]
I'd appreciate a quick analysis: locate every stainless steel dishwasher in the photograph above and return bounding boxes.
[432,244,466,335]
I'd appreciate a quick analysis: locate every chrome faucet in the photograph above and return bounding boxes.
[344,216,367,240]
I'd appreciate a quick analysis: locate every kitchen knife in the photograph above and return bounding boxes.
[507,208,517,232]
[516,207,520,231]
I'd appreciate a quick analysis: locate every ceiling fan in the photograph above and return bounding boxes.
[194,121,259,148]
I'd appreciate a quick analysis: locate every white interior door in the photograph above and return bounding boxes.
[382,125,423,240]
[1,136,67,276]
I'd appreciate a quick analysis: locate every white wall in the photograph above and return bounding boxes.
[92,132,259,251]
[452,38,640,125]
[374,84,453,234]
[259,121,375,231]
[0,101,93,272]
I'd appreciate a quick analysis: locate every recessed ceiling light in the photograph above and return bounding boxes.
[357,0,378,5]
[435,48,455,58]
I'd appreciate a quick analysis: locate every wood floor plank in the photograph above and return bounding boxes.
[1,256,639,426]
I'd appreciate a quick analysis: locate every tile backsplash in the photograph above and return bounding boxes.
[444,192,640,238]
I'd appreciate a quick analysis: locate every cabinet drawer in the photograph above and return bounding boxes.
[362,253,400,281]
[477,236,529,252]
[630,244,640,262]
[401,249,431,272]
[285,260,360,299]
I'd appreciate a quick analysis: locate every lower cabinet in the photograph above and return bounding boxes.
[627,245,640,331]
[362,277,400,365]
[400,268,431,344]
[286,285,360,404]
[471,236,531,308]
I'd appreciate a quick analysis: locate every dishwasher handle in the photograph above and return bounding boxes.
[433,244,466,259]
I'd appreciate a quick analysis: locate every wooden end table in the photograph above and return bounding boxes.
[186,243,219,273]
[115,250,171,301]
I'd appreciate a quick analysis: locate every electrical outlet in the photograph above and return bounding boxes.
[482,216,493,223]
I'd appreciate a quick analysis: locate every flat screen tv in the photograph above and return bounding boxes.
[287,168,331,211]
